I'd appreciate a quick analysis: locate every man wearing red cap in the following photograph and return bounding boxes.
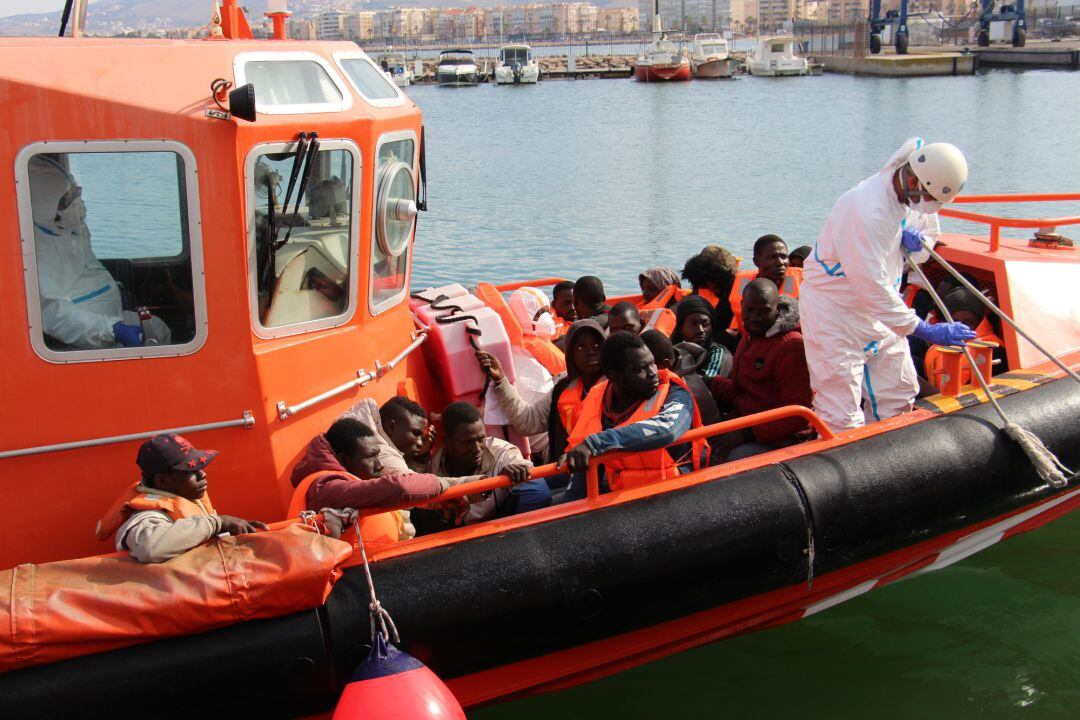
[96,434,267,563]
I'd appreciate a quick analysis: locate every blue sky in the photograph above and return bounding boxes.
[1,2,67,18]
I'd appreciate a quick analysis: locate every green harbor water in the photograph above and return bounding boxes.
[404,68,1080,718]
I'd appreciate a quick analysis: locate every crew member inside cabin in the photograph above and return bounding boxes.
[923,286,1006,390]
[427,402,551,523]
[551,280,577,331]
[640,329,721,429]
[96,434,268,563]
[475,319,607,489]
[290,418,449,544]
[680,246,740,352]
[800,138,976,431]
[670,295,732,382]
[710,279,813,461]
[608,301,644,335]
[573,275,612,329]
[560,332,700,501]
[788,246,812,269]
[28,154,171,349]
[638,266,683,307]
[729,235,801,334]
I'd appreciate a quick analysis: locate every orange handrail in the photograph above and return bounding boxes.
[493,277,569,292]
[344,405,834,517]
[938,192,1080,252]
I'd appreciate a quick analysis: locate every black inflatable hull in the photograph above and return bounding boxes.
[2,379,1078,719]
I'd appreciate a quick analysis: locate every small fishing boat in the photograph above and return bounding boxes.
[1,2,1079,718]
[436,48,479,87]
[634,3,691,81]
[747,35,810,76]
[494,43,540,85]
[377,52,413,88]
[690,33,737,78]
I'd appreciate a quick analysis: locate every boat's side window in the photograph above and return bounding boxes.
[248,141,360,335]
[370,136,417,313]
[338,57,401,102]
[17,145,206,362]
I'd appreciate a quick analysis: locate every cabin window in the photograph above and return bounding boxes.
[234,52,353,115]
[247,140,361,337]
[771,42,786,53]
[333,51,406,107]
[16,142,207,363]
[339,57,400,101]
[370,134,417,314]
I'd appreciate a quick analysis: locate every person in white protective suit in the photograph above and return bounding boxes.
[800,138,977,432]
[502,287,561,459]
[29,155,171,349]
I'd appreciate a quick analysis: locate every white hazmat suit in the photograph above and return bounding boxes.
[29,155,170,349]
[800,138,936,431]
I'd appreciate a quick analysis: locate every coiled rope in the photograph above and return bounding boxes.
[907,243,1076,488]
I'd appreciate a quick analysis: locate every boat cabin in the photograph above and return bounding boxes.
[499,44,532,66]
[692,33,729,59]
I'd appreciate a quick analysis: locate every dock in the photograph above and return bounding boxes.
[816,50,976,77]
[973,40,1080,69]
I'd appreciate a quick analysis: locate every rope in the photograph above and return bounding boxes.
[920,242,1080,385]
[907,251,1073,488]
[354,518,400,643]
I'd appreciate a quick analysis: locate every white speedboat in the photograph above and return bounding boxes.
[378,52,414,88]
[494,44,539,85]
[436,49,479,87]
[746,36,809,76]
[690,33,737,78]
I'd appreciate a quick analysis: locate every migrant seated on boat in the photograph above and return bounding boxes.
[680,245,740,353]
[96,435,267,563]
[573,275,613,330]
[670,295,732,382]
[922,286,1007,392]
[289,418,447,549]
[608,301,644,335]
[640,329,722,431]
[421,402,552,528]
[559,332,701,501]
[710,279,813,462]
[551,280,577,336]
[728,234,802,334]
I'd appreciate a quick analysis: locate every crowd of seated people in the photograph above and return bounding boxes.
[96,241,859,562]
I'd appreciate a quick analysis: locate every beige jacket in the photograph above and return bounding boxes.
[114,486,220,564]
[428,436,531,524]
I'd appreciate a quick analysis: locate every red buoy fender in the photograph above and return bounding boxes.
[333,633,465,720]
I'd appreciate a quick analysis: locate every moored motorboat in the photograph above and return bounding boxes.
[690,33,737,78]
[747,35,810,76]
[494,43,540,85]
[377,51,413,87]
[1,2,1080,718]
[436,48,479,87]
[634,3,691,81]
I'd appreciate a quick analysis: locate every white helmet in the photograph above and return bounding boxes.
[906,142,968,204]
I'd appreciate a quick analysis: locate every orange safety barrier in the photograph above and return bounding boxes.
[940,193,1080,252]
[0,523,352,672]
[493,277,569,292]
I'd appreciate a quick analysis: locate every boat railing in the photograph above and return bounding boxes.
[347,404,835,514]
[493,277,569,292]
[940,192,1080,252]
[0,412,256,460]
[275,330,428,421]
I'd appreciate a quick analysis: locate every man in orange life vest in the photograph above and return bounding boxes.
[291,418,449,544]
[551,280,577,329]
[923,285,1006,389]
[96,434,268,563]
[559,332,701,502]
[608,301,643,335]
[729,234,802,334]
[680,247,740,353]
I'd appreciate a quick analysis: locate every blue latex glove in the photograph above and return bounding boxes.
[901,228,926,253]
[112,321,144,347]
[911,319,977,346]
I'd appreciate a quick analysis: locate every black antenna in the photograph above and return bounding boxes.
[58,0,75,37]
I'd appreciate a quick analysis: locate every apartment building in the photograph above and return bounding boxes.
[756,0,801,29]
[315,9,348,40]
[343,12,376,41]
[597,6,640,33]
[639,0,733,31]
[374,8,426,39]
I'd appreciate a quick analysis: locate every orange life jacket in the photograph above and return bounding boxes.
[696,287,721,309]
[523,334,567,376]
[640,307,676,335]
[556,376,592,435]
[639,284,686,311]
[96,482,216,543]
[288,470,405,549]
[924,317,1002,390]
[903,284,920,308]
[565,369,702,491]
[728,268,802,333]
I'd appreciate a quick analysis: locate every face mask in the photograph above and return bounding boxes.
[532,312,556,340]
[909,198,943,215]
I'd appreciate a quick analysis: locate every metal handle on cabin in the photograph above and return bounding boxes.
[276,331,428,421]
[0,412,255,460]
